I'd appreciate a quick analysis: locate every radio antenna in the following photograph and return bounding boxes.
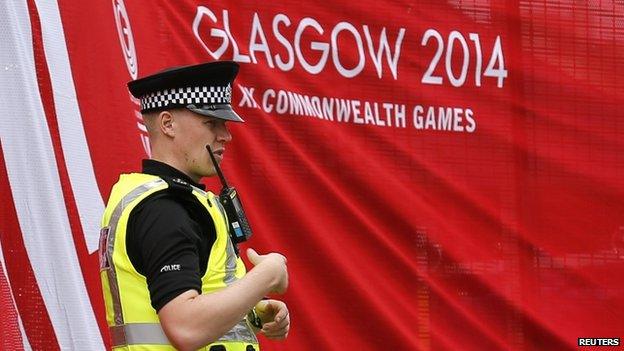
[206,145,229,188]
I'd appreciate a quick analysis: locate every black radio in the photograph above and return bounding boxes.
[206,145,253,245]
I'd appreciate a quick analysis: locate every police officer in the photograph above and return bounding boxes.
[99,61,289,351]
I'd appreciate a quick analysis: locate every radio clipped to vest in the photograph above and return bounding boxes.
[206,145,253,246]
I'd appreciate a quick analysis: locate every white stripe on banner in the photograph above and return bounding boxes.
[0,1,104,350]
[0,241,33,351]
[33,0,104,254]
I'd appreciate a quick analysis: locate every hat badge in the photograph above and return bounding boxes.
[225,84,232,102]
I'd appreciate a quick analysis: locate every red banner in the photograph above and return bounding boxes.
[1,0,623,350]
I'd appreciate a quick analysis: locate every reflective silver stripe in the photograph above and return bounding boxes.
[218,210,256,344]
[223,234,238,285]
[218,319,258,343]
[106,179,167,326]
[212,198,238,285]
[111,320,258,346]
[194,190,257,343]
[190,184,207,197]
[110,323,169,347]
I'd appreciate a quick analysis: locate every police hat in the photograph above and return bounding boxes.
[127,61,244,122]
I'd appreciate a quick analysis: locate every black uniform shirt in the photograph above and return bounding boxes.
[126,159,216,312]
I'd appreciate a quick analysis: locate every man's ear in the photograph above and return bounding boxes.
[159,111,175,137]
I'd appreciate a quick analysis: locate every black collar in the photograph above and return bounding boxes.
[142,159,206,190]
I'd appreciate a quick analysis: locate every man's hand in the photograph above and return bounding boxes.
[158,249,288,350]
[247,248,288,294]
[255,300,290,340]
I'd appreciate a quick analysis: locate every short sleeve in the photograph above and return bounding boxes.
[127,195,203,311]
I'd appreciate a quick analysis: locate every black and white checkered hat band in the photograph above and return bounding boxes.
[140,85,232,111]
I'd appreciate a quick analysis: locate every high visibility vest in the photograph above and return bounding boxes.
[99,173,259,351]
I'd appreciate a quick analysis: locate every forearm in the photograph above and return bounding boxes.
[158,263,278,350]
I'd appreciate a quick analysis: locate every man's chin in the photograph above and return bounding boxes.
[201,169,218,178]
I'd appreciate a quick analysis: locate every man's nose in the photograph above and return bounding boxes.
[217,123,232,143]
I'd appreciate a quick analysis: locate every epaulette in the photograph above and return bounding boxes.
[161,176,194,194]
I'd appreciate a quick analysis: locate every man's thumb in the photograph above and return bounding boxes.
[247,248,261,265]
[255,300,270,314]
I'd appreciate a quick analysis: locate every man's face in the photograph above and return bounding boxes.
[170,109,232,180]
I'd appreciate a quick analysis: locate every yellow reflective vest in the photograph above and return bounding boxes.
[99,173,259,351]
